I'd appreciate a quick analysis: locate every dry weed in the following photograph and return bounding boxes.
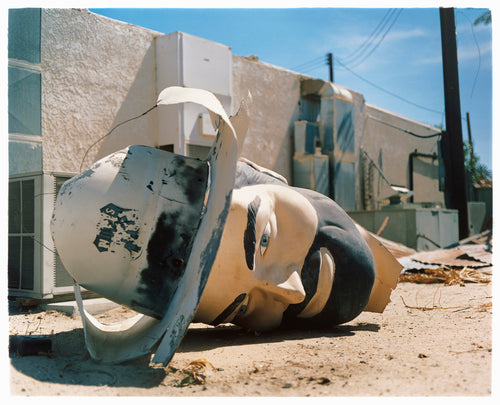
[175,358,216,387]
[399,267,491,285]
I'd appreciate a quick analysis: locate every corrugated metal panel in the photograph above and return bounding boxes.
[398,256,441,272]
[54,176,75,288]
[454,245,492,265]
[410,246,491,268]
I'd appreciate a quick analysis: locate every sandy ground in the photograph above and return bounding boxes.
[8,273,494,398]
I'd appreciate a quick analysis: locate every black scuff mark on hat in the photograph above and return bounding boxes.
[133,157,209,319]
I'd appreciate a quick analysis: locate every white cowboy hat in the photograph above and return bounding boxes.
[51,86,250,364]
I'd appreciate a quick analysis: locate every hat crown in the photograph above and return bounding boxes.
[52,145,209,318]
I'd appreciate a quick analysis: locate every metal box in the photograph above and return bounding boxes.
[155,32,232,156]
[293,153,329,196]
[467,201,486,235]
[293,120,329,196]
[349,206,459,250]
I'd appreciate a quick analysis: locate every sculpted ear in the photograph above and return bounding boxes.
[315,225,375,325]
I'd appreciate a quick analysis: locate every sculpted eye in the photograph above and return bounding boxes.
[259,222,271,256]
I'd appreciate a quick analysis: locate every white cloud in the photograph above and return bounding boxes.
[382,27,428,42]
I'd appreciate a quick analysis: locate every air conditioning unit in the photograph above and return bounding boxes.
[8,171,76,300]
[155,32,232,157]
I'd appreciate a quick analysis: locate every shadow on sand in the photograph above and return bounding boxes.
[10,321,379,388]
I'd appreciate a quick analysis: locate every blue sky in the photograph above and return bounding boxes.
[90,4,493,171]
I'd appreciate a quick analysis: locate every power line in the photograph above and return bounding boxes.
[368,115,442,138]
[334,56,444,116]
[457,10,482,98]
[344,9,403,69]
[290,55,325,71]
[301,63,327,74]
[291,52,445,118]
[340,9,399,67]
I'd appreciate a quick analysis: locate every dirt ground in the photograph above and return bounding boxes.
[8,272,494,398]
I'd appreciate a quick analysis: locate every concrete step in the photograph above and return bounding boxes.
[41,298,120,317]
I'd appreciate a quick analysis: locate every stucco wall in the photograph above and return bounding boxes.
[41,9,160,173]
[361,103,443,208]
[37,9,442,208]
[232,55,302,182]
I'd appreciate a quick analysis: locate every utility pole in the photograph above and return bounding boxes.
[466,112,473,158]
[466,112,476,201]
[440,7,469,239]
[327,52,334,82]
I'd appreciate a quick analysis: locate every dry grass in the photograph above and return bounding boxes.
[399,267,491,285]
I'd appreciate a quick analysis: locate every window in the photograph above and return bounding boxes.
[8,179,35,290]
[8,8,41,64]
[8,66,41,135]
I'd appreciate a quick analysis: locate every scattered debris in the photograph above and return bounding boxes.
[399,267,491,285]
[376,216,390,236]
[175,358,216,387]
[450,342,491,354]
[408,247,491,268]
[165,364,179,374]
[395,229,492,285]
[317,377,331,385]
[400,295,492,312]
[252,361,272,373]
[457,244,493,265]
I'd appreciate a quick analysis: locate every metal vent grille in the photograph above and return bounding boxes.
[185,144,211,160]
[8,179,35,290]
[53,176,74,288]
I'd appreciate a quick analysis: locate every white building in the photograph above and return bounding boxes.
[8,8,446,300]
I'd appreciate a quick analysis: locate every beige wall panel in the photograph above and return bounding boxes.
[232,56,302,182]
[361,104,442,207]
[41,9,159,173]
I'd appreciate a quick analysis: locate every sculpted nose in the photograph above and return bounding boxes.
[256,263,306,304]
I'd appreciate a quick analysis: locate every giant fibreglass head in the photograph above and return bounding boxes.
[194,159,401,331]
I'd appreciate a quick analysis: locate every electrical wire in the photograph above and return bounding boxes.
[457,10,482,98]
[79,104,157,171]
[368,115,442,138]
[301,63,327,74]
[334,56,444,116]
[290,55,326,72]
[345,9,403,69]
[339,9,395,65]
[340,9,402,68]
[291,51,445,119]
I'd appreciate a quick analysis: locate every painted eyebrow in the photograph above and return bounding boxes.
[243,195,261,270]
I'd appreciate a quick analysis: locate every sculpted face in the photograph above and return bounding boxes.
[195,184,319,330]
[194,160,378,331]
